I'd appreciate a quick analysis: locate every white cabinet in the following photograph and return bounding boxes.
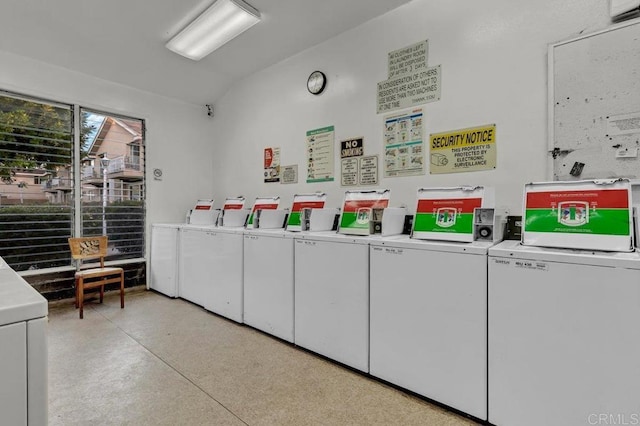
[0,322,27,425]
[179,227,244,322]
[243,230,294,342]
[0,264,48,426]
[489,241,640,426]
[369,237,490,420]
[294,233,370,372]
[150,224,181,297]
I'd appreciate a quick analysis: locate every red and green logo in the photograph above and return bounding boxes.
[340,199,389,230]
[413,198,482,234]
[525,189,630,235]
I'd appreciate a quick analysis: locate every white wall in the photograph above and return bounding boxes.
[0,50,216,259]
[211,0,611,214]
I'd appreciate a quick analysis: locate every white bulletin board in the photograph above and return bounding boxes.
[549,19,640,181]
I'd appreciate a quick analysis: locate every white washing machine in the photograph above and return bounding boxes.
[293,232,370,372]
[243,229,295,342]
[488,240,640,426]
[369,236,491,421]
[179,224,218,308]
[149,223,182,297]
[178,225,245,322]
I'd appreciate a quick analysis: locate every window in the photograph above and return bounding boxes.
[80,109,145,261]
[0,91,73,271]
[0,91,146,272]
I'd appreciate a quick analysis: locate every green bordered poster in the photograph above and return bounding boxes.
[307,126,335,183]
[412,186,485,242]
[338,190,390,236]
[522,179,633,251]
[246,196,280,229]
[285,193,327,232]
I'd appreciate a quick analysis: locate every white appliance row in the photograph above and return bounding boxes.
[149,225,640,425]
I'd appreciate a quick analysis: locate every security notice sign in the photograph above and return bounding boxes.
[430,124,496,174]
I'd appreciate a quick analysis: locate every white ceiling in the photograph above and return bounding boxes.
[0,0,411,105]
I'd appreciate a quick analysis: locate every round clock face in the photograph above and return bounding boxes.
[307,71,327,95]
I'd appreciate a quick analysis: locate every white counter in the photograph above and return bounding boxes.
[0,257,48,426]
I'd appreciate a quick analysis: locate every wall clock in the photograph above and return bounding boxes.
[307,71,327,95]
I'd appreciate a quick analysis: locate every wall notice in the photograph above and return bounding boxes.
[384,108,425,177]
[281,165,298,184]
[307,126,335,183]
[264,147,280,183]
[388,40,428,78]
[341,137,364,158]
[341,156,378,186]
[341,158,358,186]
[429,124,496,174]
[377,65,441,114]
[607,112,640,136]
[359,155,378,185]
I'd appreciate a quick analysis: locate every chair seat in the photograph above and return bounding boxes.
[75,267,124,279]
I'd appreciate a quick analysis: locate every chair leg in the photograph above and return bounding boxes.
[74,277,79,309]
[79,278,84,319]
[120,270,125,309]
[100,281,104,304]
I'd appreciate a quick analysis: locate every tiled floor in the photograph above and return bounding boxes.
[48,289,478,425]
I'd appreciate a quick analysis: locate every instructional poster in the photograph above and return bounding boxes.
[285,193,327,231]
[338,190,390,235]
[264,147,280,183]
[246,196,280,229]
[430,124,496,174]
[412,186,485,242]
[307,126,335,183]
[384,108,425,177]
[522,180,633,251]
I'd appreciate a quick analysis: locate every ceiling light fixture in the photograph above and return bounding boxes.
[166,0,261,61]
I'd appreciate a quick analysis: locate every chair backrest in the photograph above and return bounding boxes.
[68,236,109,267]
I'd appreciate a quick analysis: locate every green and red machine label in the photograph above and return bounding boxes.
[338,190,390,235]
[522,180,633,251]
[412,186,486,242]
[223,197,245,210]
[246,197,280,228]
[286,193,327,231]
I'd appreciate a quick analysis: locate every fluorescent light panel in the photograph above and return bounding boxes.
[166,0,260,61]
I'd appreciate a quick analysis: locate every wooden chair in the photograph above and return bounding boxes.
[68,236,124,319]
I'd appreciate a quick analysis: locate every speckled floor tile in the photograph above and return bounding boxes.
[48,289,478,425]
